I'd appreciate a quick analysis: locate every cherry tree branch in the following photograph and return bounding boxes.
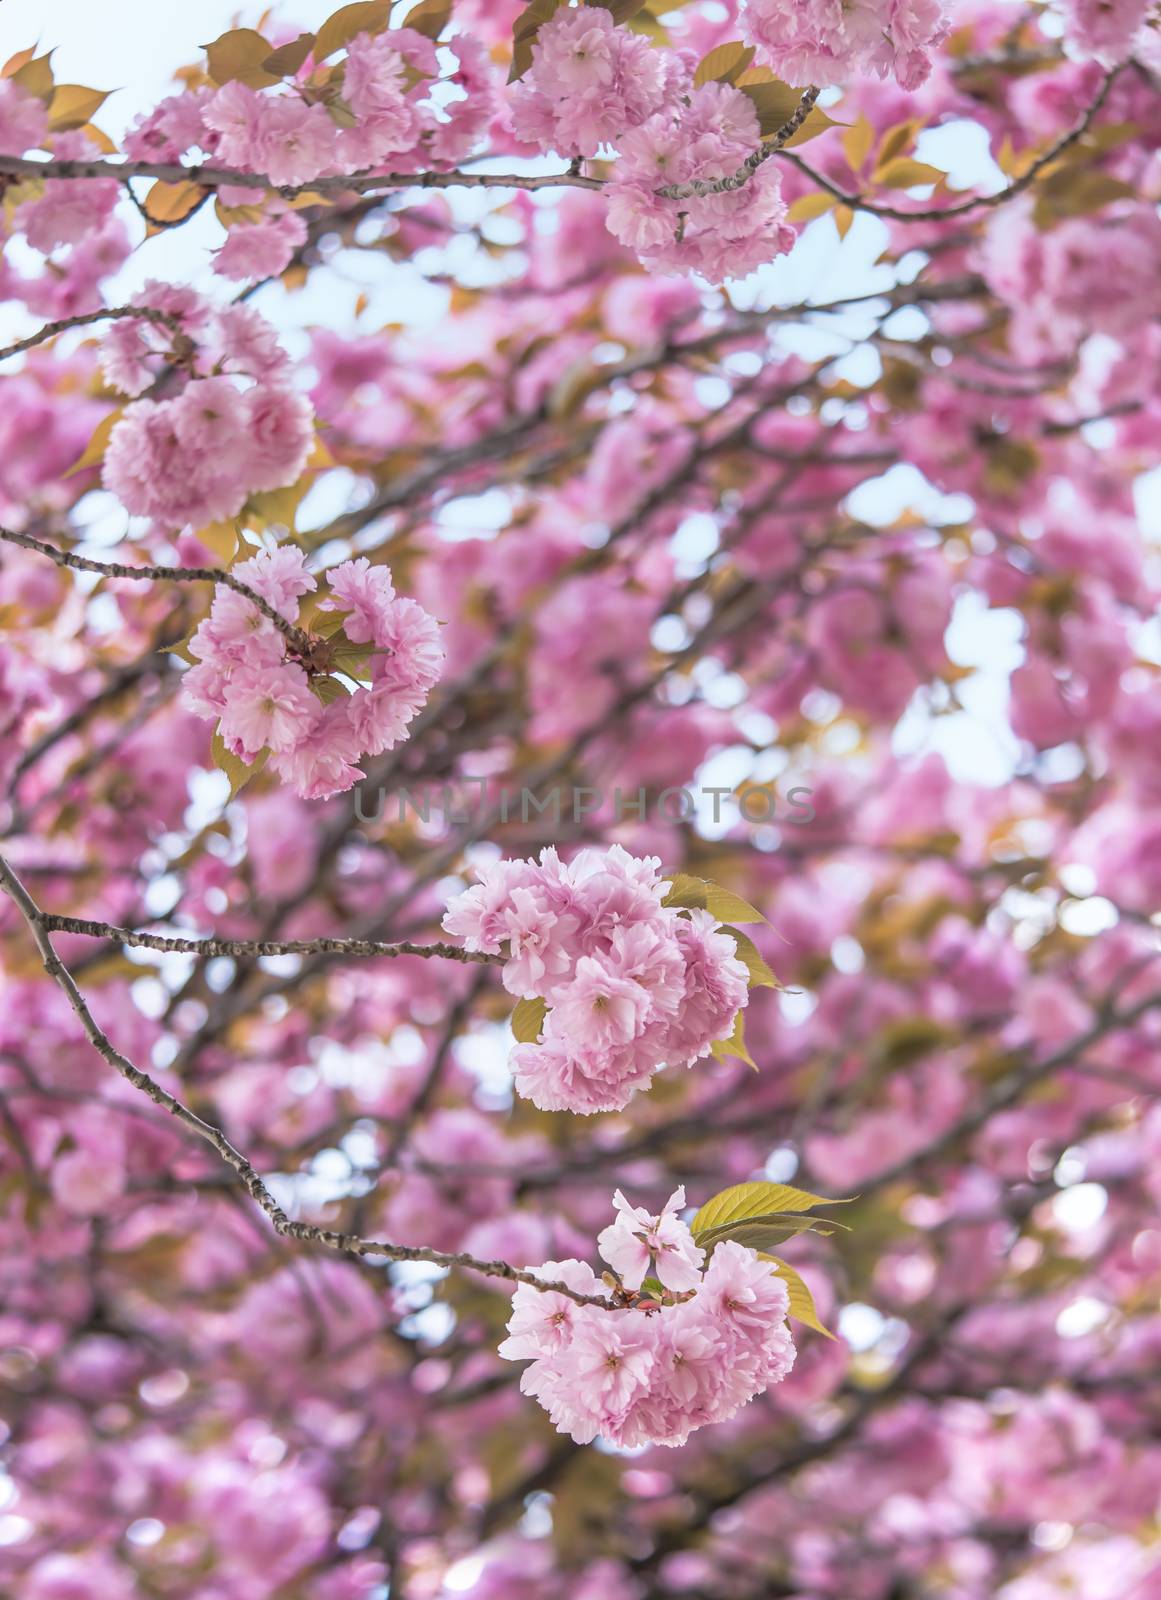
[777,63,1122,223]
[0,152,603,198]
[0,62,1118,225]
[0,848,610,1308]
[38,911,500,966]
[0,304,188,364]
[0,525,312,655]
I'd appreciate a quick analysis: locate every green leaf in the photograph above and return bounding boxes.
[693,41,755,89]
[691,1180,848,1239]
[704,884,765,924]
[662,874,765,924]
[661,872,709,911]
[202,28,281,88]
[331,639,373,677]
[760,1253,836,1339]
[710,1007,756,1070]
[696,1213,840,1253]
[511,996,547,1044]
[298,598,350,639]
[210,730,269,798]
[721,926,778,989]
[310,675,351,705]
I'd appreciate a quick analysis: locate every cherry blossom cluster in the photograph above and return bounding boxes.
[181,547,444,800]
[508,4,689,158]
[742,0,950,91]
[1057,0,1161,67]
[499,1188,796,1448]
[605,81,797,281]
[442,846,751,1113]
[129,27,498,185]
[99,285,312,532]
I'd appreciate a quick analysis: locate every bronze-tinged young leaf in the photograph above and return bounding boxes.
[720,927,778,989]
[313,1,392,62]
[693,41,755,89]
[691,1180,849,1239]
[47,84,110,131]
[833,204,855,239]
[1032,169,1135,225]
[760,1254,837,1338]
[65,408,123,477]
[509,0,569,81]
[737,78,802,138]
[405,0,453,38]
[144,178,208,225]
[202,28,281,88]
[262,32,316,77]
[194,521,240,566]
[842,112,875,173]
[511,996,547,1044]
[787,190,836,224]
[876,156,945,188]
[782,105,846,147]
[211,730,269,799]
[11,52,55,101]
[875,117,923,169]
[587,0,649,20]
[79,122,118,154]
[2,47,38,80]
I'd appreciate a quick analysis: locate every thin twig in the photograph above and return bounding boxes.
[776,64,1122,223]
[0,305,186,364]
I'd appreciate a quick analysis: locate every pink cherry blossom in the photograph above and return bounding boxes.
[0,78,49,155]
[597,1186,706,1292]
[212,210,308,281]
[216,661,321,759]
[509,6,688,158]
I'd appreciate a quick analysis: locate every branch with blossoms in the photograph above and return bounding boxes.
[0,526,314,656]
[3,0,1161,1581]
[0,838,844,1451]
[0,847,616,1308]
